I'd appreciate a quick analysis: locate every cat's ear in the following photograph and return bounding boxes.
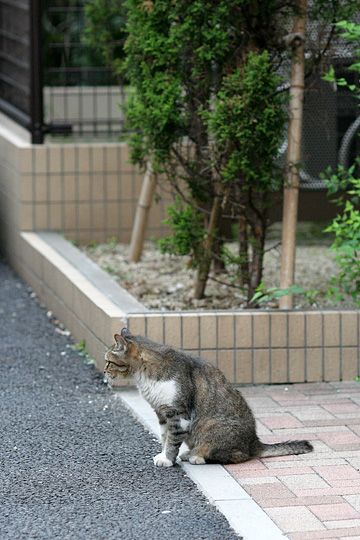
[114,328,137,354]
[120,327,133,341]
[114,333,126,348]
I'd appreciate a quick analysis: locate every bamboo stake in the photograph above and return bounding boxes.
[279,0,307,309]
[129,162,157,262]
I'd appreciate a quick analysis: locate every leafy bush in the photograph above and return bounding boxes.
[123,0,293,302]
[322,163,360,305]
[322,20,360,306]
[158,199,205,263]
[84,0,127,79]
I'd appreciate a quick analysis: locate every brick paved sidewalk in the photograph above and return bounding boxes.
[226,382,360,539]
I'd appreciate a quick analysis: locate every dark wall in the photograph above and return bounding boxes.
[269,190,338,224]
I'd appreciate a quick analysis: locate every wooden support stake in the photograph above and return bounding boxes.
[129,163,157,262]
[279,0,307,309]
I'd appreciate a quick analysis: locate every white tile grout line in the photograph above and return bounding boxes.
[115,389,287,540]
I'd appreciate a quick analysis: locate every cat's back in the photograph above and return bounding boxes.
[169,351,251,417]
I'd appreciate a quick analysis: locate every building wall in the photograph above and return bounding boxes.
[0,113,170,247]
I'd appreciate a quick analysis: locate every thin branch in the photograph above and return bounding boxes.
[208,274,246,291]
[264,241,281,253]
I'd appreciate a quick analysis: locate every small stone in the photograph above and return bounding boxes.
[55,327,70,336]
[82,240,351,310]
[166,282,184,294]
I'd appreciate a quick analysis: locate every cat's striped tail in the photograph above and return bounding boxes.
[257,440,313,458]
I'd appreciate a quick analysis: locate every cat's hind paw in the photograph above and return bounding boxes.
[189,455,206,465]
[153,453,174,467]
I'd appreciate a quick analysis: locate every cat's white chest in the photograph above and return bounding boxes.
[135,374,178,409]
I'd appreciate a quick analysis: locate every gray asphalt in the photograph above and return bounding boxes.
[0,261,238,540]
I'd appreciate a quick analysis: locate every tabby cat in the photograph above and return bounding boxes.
[104,328,313,467]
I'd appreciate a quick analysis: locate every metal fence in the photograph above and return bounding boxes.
[300,61,359,190]
[0,0,126,143]
[43,0,126,137]
[0,0,43,142]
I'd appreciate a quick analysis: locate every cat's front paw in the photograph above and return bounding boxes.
[153,452,174,467]
[189,455,206,465]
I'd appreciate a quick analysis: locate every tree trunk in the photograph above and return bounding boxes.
[213,233,226,274]
[194,190,223,299]
[247,216,266,305]
[129,162,157,263]
[279,0,307,308]
[238,211,250,289]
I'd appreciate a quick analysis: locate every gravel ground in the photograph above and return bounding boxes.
[0,261,237,540]
[82,240,353,310]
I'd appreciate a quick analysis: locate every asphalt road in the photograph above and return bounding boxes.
[0,261,238,540]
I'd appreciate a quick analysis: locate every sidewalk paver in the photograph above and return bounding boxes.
[226,382,360,538]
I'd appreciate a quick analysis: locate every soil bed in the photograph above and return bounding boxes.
[82,237,354,311]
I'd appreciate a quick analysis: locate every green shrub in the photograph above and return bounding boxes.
[84,0,127,78]
[123,0,291,301]
[322,20,360,306]
[158,199,205,264]
[322,162,360,305]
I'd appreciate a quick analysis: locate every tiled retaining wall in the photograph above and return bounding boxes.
[44,86,128,135]
[13,231,359,386]
[128,312,360,384]
[0,112,169,247]
[15,232,130,377]
[0,111,340,253]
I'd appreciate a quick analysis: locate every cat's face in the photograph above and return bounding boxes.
[104,344,130,380]
[104,329,141,381]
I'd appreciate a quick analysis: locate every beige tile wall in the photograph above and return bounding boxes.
[43,86,129,134]
[0,116,171,246]
[127,311,360,385]
[14,232,128,376]
[0,135,22,256]
[17,143,171,243]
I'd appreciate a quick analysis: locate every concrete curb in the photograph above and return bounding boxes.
[116,388,287,540]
